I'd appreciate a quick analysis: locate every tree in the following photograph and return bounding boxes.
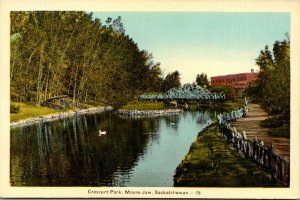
[210,85,236,100]
[10,12,164,109]
[162,70,181,92]
[246,37,290,118]
[140,51,163,92]
[195,73,210,88]
[252,45,274,106]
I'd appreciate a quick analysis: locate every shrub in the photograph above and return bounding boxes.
[209,85,236,100]
[10,103,21,113]
[260,116,287,128]
[268,124,290,138]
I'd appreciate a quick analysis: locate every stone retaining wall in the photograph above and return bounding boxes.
[10,106,113,127]
[117,109,183,117]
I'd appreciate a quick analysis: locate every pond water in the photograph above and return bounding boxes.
[10,110,212,187]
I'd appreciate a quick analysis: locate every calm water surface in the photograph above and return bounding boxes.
[10,110,211,186]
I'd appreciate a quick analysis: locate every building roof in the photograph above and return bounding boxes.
[210,71,258,90]
[211,72,258,79]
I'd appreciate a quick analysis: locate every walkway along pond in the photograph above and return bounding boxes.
[10,109,212,186]
[217,106,289,186]
[174,103,289,187]
[230,104,290,161]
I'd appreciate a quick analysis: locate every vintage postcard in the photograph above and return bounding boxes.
[0,0,299,198]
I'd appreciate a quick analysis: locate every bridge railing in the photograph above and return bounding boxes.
[138,84,225,101]
[217,105,290,186]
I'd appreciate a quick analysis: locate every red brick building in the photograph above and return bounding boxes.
[211,70,258,89]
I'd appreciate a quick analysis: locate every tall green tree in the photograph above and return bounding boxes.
[210,85,236,100]
[246,37,290,118]
[140,52,163,92]
[195,73,210,88]
[10,12,164,109]
[162,70,181,92]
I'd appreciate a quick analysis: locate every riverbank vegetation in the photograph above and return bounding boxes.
[121,101,165,110]
[121,99,240,112]
[10,99,238,123]
[210,85,236,101]
[245,37,290,137]
[268,125,290,138]
[260,116,290,138]
[10,102,62,122]
[174,124,281,187]
[10,11,182,110]
[195,100,242,113]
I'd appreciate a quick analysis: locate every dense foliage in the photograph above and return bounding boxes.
[10,11,170,109]
[195,73,210,88]
[10,103,20,113]
[161,70,181,92]
[245,38,290,118]
[209,85,236,100]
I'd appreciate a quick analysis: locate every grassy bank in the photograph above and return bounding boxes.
[11,101,164,123]
[11,100,241,122]
[174,124,281,187]
[211,100,243,112]
[186,100,243,113]
[10,102,106,123]
[121,101,165,110]
[121,100,241,112]
[10,102,64,122]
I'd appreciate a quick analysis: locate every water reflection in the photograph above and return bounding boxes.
[11,110,211,186]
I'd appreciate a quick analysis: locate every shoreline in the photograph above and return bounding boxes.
[173,123,282,187]
[117,109,183,117]
[10,107,183,127]
[10,106,113,128]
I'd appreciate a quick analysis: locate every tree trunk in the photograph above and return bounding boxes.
[10,47,17,81]
[84,90,88,103]
[73,65,79,105]
[54,26,77,92]
[44,62,51,100]
[36,44,44,106]
[67,78,72,96]
[24,50,35,102]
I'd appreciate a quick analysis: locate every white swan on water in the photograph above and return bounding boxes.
[99,130,107,136]
[170,122,176,126]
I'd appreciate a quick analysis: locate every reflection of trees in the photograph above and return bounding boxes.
[196,110,211,124]
[140,117,160,144]
[10,110,214,186]
[163,115,180,131]
[10,111,160,186]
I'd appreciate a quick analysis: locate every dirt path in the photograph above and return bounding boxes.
[230,103,290,161]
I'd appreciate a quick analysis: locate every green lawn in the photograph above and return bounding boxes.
[174,124,282,187]
[10,102,67,122]
[121,101,165,110]
[10,100,110,123]
[13,100,163,122]
[121,100,242,111]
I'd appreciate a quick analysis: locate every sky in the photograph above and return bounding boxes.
[92,12,290,84]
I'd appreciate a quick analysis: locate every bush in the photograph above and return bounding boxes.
[10,91,20,102]
[10,103,21,113]
[209,85,236,100]
[260,116,287,128]
[268,124,290,138]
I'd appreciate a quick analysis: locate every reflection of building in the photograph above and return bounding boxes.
[210,69,258,89]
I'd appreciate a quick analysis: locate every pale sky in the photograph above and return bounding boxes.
[92,12,290,84]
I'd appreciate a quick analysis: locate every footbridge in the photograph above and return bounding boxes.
[139,84,225,106]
